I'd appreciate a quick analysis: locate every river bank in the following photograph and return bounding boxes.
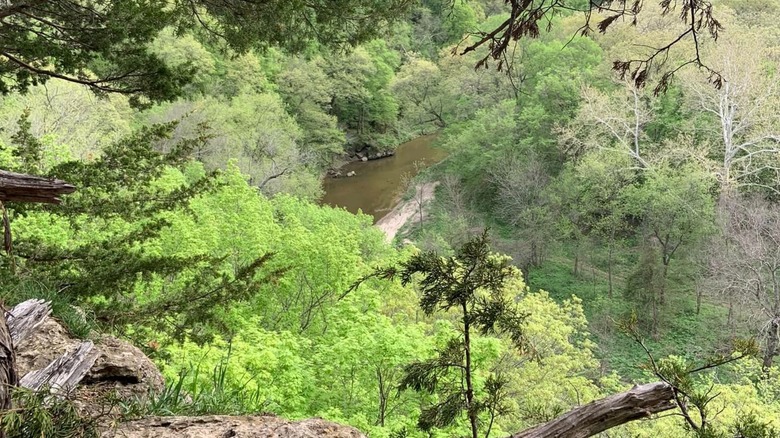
[375,181,439,242]
[320,134,445,221]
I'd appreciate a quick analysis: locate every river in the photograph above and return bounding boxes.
[321,134,447,223]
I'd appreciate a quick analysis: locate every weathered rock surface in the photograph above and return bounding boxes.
[15,316,163,399]
[16,318,75,375]
[12,306,366,437]
[84,336,164,389]
[102,415,367,438]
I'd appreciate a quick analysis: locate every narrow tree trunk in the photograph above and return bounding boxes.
[0,309,16,411]
[0,170,75,424]
[607,231,614,298]
[462,302,477,438]
[762,317,779,370]
[376,367,386,427]
[659,260,669,306]
[0,170,76,424]
[696,286,703,316]
[573,251,579,276]
[511,382,675,438]
[651,293,660,340]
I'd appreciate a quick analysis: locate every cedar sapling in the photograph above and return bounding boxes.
[389,231,528,438]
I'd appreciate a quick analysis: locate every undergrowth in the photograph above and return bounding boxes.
[0,387,98,438]
[121,346,269,418]
[1,280,95,339]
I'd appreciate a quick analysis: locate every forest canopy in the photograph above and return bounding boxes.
[2,0,780,437]
[0,0,414,105]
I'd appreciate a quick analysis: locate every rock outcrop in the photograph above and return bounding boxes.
[15,316,164,400]
[10,303,366,438]
[102,416,367,438]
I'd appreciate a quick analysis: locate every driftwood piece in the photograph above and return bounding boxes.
[0,170,76,204]
[19,341,99,395]
[7,299,52,345]
[512,382,676,438]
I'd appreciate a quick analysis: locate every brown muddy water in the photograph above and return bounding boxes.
[321,134,447,222]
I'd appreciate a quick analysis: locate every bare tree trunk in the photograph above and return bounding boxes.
[659,261,669,306]
[511,382,675,438]
[573,244,579,276]
[462,302,477,438]
[727,299,734,330]
[376,367,386,427]
[607,240,613,299]
[763,317,779,370]
[0,170,75,423]
[0,310,17,411]
[651,293,660,340]
[696,286,703,315]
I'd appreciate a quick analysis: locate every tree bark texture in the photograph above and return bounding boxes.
[6,298,52,345]
[763,317,780,369]
[511,382,676,438]
[0,170,75,204]
[19,341,99,395]
[0,298,53,416]
[0,311,15,411]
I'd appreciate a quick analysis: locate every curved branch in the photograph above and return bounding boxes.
[0,51,144,94]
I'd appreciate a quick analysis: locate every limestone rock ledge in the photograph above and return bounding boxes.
[102,415,367,438]
[15,317,164,400]
[10,303,366,438]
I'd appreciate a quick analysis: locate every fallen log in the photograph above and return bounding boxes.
[0,170,76,204]
[511,382,676,438]
[19,341,99,395]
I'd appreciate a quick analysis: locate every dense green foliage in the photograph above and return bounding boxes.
[2,0,780,436]
[0,0,413,105]
[393,233,526,438]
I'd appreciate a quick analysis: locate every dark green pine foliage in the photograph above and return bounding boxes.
[8,110,44,175]
[0,0,412,107]
[1,120,284,340]
[395,231,527,438]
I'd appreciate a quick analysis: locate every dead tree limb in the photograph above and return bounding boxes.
[0,170,76,204]
[19,341,99,395]
[6,299,52,346]
[511,382,676,438]
[0,169,75,416]
[6,301,98,397]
